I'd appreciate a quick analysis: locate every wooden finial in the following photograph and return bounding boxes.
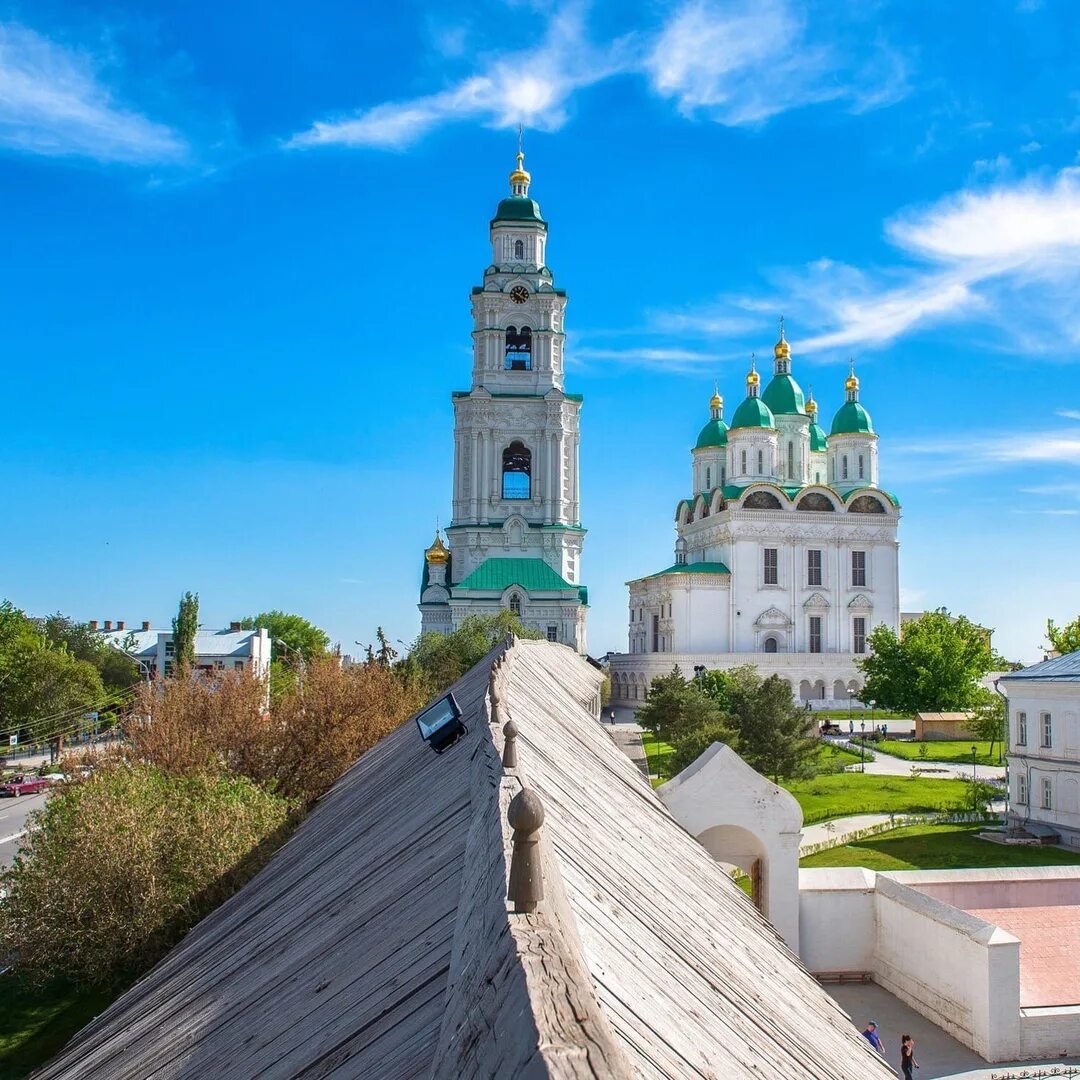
[507,787,545,913]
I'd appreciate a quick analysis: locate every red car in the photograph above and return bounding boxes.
[0,774,49,796]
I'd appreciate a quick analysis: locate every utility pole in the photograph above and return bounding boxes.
[860,720,865,772]
[971,745,978,814]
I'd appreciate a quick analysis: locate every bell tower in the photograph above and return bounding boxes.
[418,146,588,652]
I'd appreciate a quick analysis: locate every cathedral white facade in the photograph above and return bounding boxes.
[418,151,588,651]
[609,326,900,706]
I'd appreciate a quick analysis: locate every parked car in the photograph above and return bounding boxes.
[0,774,50,796]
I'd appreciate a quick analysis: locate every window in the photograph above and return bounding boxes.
[165,640,175,658]
[741,449,747,473]
[807,549,822,586]
[763,637,778,653]
[858,454,865,479]
[787,441,794,479]
[853,617,866,654]
[651,614,659,653]
[1042,712,1053,749]
[502,441,531,499]
[546,625,558,642]
[509,593,522,616]
[1042,777,1053,810]
[763,547,778,585]
[809,616,822,654]
[851,550,867,587]
[233,660,244,671]
[757,449,764,473]
[215,660,225,670]
[504,326,532,370]
[815,470,821,484]
[842,455,849,480]
[1017,773,1027,805]
[721,466,727,486]
[163,660,174,677]
[1017,711,1027,747]
[706,466,711,489]
[514,238,524,260]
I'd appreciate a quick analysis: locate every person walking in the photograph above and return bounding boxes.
[900,1034,919,1078]
[862,1020,884,1056]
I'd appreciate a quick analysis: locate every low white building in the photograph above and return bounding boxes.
[1000,651,1080,850]
[97,621,272,683]
[610,325,900,708]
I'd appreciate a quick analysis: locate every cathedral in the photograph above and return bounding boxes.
[609,326,901,707]
[418,151,589,652]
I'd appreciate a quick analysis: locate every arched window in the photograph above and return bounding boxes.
[757,449,764,473]
[504,326,532,370]
[743,491,782,510]
[763,637,778,653]
[787,441,794,479]
[815,470,821,484]
[796,492,835,512]
[848,494,887,514]
[513,239,524,260]
[721,465,727,486]
[706,466,711,489]
[842,455,849,480]
[741,450,747,474]
[509,593,522,615]
[502,441,531,499]
[858,454,865,479]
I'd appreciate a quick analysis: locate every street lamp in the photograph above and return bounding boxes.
[860,720,866,772]
[972,745,979,814]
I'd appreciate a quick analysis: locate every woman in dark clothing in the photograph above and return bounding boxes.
[900,1034,919,1078]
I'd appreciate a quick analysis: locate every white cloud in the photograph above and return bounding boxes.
[287,0,908,150]
[888,430,1080,482]
[569,344,736,373]
[287,10,625,150]
[1059,410,1080,421]
[1021,140,1042,153]
[0,22,186,164]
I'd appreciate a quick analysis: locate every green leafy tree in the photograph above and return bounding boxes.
[43,613,140,693]
[239,611,331,668]
[401,611,542,696]
[694,667,743,713]
[667,720,737,776]
[858,609,994,713]
[727,672,818,782]
[636,667,694,746]
[172,592,199,674]
[969,688,1007,763]
[1047,615,1080,655]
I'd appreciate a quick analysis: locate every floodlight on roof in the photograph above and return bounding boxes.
[415,692,467,753]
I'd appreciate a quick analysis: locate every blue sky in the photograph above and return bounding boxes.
[0,0,1077,663]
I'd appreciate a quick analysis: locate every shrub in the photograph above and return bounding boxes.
[0,765,293,986]
[668,721,735,776]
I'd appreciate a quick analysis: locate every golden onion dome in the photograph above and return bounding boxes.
[509,150,531,188]
[747,366,760,388]
[845,367,860,393]
[774,334,790,360]
[806,394,818,416]
[710,388,723,410]
[425,532,450,565]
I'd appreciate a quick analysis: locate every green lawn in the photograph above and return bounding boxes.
[801,823,1080,871]
[783,773,980,824]
[0,974,123,1080]
[815,709,911,722]
[875,739,1003,767]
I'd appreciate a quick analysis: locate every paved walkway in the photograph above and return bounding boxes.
[837,739,1006,781]
[827,981,1080,1079]
[801,813,898,852]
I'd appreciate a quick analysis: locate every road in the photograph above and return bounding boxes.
[0,791,46,867]
[835,738,1007,781]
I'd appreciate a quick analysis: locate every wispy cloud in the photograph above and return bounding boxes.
[287,0,908,150]
[569,344,737,373]
[287,10,625,150]
[0,22,186,164]
[889,429,1080,482]
[1059,410,1080,421]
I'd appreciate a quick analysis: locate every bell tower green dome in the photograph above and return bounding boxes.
[731,360,775,429]
[694,388,729,447]
[762,374,806,415]
[829,366,874,435]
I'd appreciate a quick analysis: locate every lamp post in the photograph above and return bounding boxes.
[860,720,866,772]
[972,745,979,814]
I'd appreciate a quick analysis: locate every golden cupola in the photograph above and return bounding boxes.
[509,148,531,197]
[424,532,450,566]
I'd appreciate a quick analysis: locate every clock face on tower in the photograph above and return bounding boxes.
[509,285,529,304]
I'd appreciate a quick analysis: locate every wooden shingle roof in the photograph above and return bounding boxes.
[36,639,891,1079]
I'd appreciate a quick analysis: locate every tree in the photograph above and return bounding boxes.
[43,613,140,693]
[1047,615,1080,655]
[0,765,293,987]
[401,611,542,697]
[172,592,199,673]
[857,609,994,713]
[636,667,694,746]
[239,611,331,668]
[969,688,1007,763]
[727,672,818,782]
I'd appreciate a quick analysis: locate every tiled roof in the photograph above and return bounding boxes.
[455,557,579,595]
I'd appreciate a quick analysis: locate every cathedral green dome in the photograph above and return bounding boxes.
[761,373,806,415]
[808,422,828,451]
[493,196,546,225]
[694,418,729,449]
[731,396,775,429]
[830,400,874,435]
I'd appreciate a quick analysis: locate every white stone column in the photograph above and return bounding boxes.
[479,430,489,524]
[470,429,480,521]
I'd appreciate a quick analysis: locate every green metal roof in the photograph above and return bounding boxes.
[730,396,775,430]
[647,561,730,578]
[808,422,828,451]
[455,557,583,598]
[491,197,547,225]
[761,373,806,416]
[830,400,874,435]
[842,485,902,508]
[694,418,729,449]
